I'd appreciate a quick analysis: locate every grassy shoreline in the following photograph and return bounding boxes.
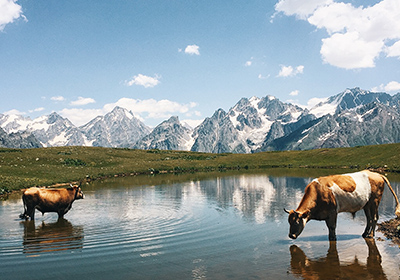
[1,143,400,195]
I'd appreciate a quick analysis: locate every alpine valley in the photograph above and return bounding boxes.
[1,87,400,153]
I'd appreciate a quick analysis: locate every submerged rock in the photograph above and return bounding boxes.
[377,218,400,246]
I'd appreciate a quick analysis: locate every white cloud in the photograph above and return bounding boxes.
[320,32,383,69]
[106,98,198,119]
[182,118,204,129]
[29,107,45,113]
[59,108,105,127]
[385,81,400,92]
[3,108,25,115]
[306,97,328,109]
[278,65,304,77]
[386,40,400,58]
[184,44,200,55]
[275,0,400,69]
[372,81,400,92]
[289,90,299,96]
[60,98,199,126]
[0,0,25,31]
[245,61,252,67]
[258,74,270,79]
[126,74,161,88]
[51,96,66,102]
[275,0,333,20]
[70,97,96,106]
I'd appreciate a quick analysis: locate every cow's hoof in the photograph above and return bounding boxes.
[362,234,373,239]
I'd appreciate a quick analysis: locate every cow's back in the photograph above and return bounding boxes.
[320,171,372,213]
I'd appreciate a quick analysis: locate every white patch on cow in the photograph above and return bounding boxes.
[329,171,371,213]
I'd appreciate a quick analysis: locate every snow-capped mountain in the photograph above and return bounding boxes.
[0,114,33,134]
[0,127,42,148]
[309,87,392,117]
[80,106,150,147]
[0,107,149,148]
[133,116,193,151]
[191,108,244,153]
[258,88,400,151]
[2,87,400,152]
[0,112,87,147]
[191,95,309,153]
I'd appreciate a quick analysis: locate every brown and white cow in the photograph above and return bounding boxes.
[20,184,84,220]
[285,170,400,241]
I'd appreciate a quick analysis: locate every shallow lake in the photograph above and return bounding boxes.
[1,170,400,279]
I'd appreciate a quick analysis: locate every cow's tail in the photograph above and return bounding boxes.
[19,193,28,220]
[381,175,400,218]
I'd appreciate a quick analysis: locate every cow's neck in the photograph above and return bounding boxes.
[296,182,318,216]
[66,188,77,201]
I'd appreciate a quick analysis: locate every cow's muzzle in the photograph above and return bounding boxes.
[289,233,297,239]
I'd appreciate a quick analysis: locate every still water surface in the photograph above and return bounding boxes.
[1,171,400,279]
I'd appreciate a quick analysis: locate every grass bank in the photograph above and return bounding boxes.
[1,143,400,194]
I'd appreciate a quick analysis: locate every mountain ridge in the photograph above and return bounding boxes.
[1,87,400,152]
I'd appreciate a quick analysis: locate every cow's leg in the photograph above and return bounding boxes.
[369,199,380,237]
[27,207,35,221]
[363,203,373,238]
[19,197,28,219]
[325,214,337,241]
[57,209,65,220]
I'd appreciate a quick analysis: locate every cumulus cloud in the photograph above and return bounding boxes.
[386,41,400,58]
[125,74,161,88]
[0,0,26,31]
[70,97,96,106]
[183,44,200,55]
[275,0,333,20]
[29,107,45,113]
[258,74,270,80]
[306,97,328,108]
[182,118,204,129]
[320,32,384,69]
[278,65,304,77]
[245,61,252,67]
[3,108,25,115]
[274,0,400,69]
[372,81,400,93]
[59,108,105,127]
[60,98,199,126]
[106,98,198,119]
[289,90,299,96]
[50,96,66,102]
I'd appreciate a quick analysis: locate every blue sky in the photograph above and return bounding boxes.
[1,0,400,127]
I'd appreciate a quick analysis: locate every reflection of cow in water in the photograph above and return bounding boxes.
[22,219,84,254]
[290,239,386,279]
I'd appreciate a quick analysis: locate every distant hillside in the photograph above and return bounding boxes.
[1,143,400,193]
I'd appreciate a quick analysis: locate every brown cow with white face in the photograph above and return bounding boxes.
[20,184,84,220]
[285,170,400,241]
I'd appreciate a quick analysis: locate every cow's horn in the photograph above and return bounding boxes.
[284,208,291,214]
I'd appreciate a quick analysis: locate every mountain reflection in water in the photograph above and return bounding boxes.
[0,172,399,279]
[22,219,83,255]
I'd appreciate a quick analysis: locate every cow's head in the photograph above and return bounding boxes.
[70,184,84,200]
[284,209,310,239]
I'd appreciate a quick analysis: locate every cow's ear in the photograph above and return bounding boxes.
[301,210,310,218]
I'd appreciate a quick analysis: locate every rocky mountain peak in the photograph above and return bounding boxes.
[134,116,193,151]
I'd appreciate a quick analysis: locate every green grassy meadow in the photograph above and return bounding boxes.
[1,143,400,194]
